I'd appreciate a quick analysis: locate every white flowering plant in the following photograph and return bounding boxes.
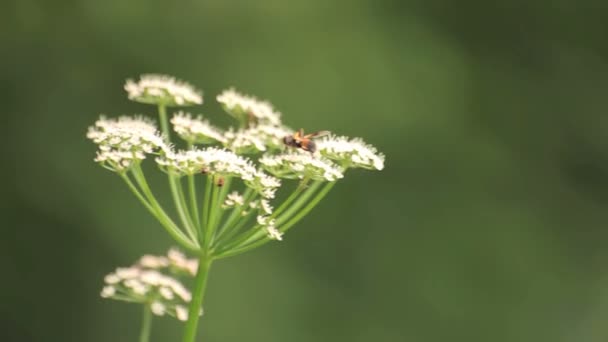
[88,74,385,342]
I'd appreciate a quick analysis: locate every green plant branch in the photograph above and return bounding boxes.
[182,253,212,342]
[278,181,336,233]
[214,181,337,259]
[130,163,198,251]
[212,188,255,247]
[200,175,213,244]
[271,177,310,218]
[157,104,200,244]
[222,181,324,250]
[204,177,221,247]
[139,304,153,342]
[186,142,201,229]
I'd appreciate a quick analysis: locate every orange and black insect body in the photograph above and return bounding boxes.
[217,176,225,187]
[283,129,330,154]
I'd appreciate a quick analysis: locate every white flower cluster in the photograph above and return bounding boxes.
[317,136,385,170]
[223,124,293,154]
[138,248,198,276]
[157,147,281,199]
[217,88,281,125]
[100,250,201,321]
[171,112,227,144]
[259,152,344,181]
[125,74,203,106]
[257,215,282,241]
[223,191,245,208]
[87,116,166,172]
[156,147,256,177]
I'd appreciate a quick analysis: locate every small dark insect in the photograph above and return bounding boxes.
[283,129,330,153]
[217,177,225,187]
[201,167,210,175]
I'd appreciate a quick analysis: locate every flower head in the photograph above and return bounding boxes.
[87,116,166,172]
[156,147,256,177]
[125,74,203,106]
[317,136,385,170]
[101,249,202,321]
[259,152,344,181]
[137,248,199,277]
[171,111,226,144]
[217,88,281,125]
[224,124,293,154]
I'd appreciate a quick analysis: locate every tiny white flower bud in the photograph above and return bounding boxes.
[151,302,166,316]
[101,286,116,298]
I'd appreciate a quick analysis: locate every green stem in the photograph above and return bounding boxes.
[278,181,336,233]
[173,177,198,242]
[157,104,171,141]
[199,176,212,243]
[223,182,322,252]
[130,164,198,251]
[139,304,153,342]
[215,182,337,259]
[213,209,256,250]
[204,177,221,247]
[276,181,324,225]
[213,177,233,232]
[182,254,212,342]
[157,104,199,243]
[186,143,201,230]
[119,172,155,214]
[214,188,254,240]
[188,175,201,229]
[271,178,310,218]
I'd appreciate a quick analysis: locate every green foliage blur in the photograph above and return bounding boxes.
[3,1,608,341]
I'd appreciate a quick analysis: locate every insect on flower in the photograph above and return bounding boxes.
[283,129,330,154]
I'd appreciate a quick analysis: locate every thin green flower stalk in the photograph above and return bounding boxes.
[88,74,385,342]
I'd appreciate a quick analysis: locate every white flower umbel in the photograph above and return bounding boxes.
[101,249,202,322]
[217,88,281,125]
[223,128,267,154]
[89,75,386,342]
[125,74,203,106]
[171,111,227,144]
[317,136,385,170]
[138,248,199,277]
[87,116,166,172]
[224,124,294,154]
[259,152,344,181]
[156,147,256,177]
[242,170,281,199]
[102,267,192,317]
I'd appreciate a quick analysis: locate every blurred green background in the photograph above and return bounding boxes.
[3,1,608,341]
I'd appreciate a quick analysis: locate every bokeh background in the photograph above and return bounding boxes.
[3,1,608,341]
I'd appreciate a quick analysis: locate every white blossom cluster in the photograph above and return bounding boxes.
[100,250,202,321]
[87,116,166,172]
[138,248,198,276]
[256,215,282,241]
[125,74,203,106]
[223,191,245,208]
[223,124,293,154]
[156,147,256,177]
[171,112,227,144]
[317,136,385,170]
[259,152,344,181]
[217,88,281,125]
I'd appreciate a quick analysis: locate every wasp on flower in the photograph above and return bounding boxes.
[87,74,385,342]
